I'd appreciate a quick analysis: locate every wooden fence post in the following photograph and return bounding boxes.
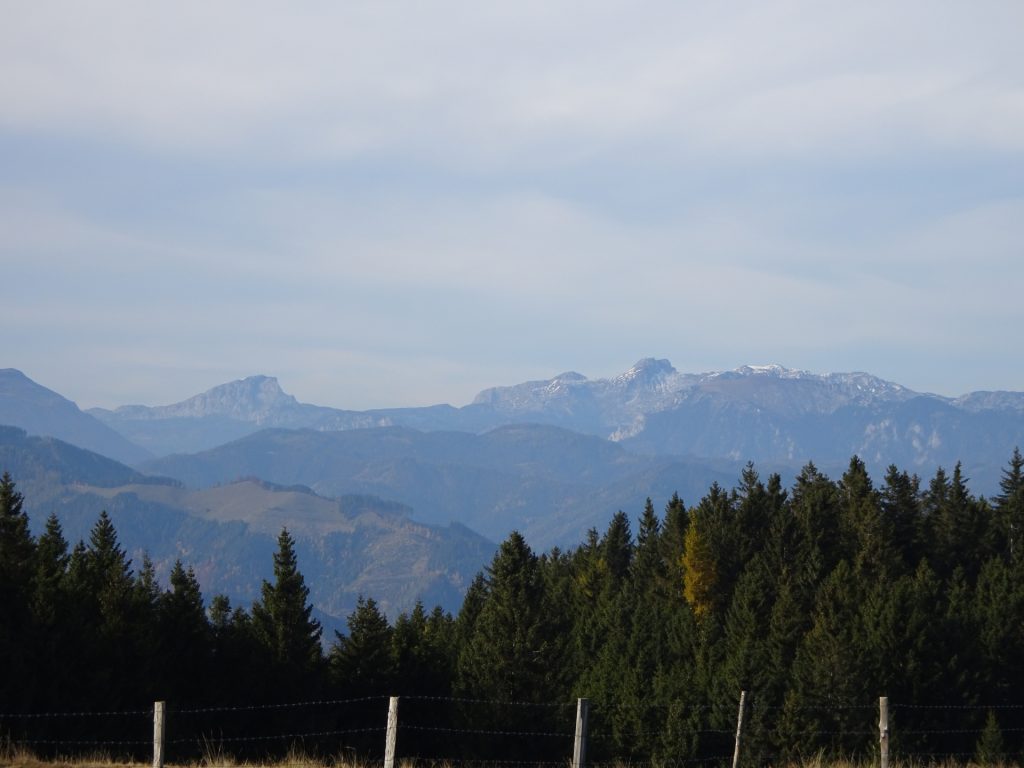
[573,698,589,768]
[879,696,889,768]
[153,701,165,768]
[732,690,747,768]
[384,696,399,768]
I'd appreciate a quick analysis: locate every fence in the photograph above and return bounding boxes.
[3,693,1023,767]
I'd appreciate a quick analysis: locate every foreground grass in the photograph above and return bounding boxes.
[2,750,1020,768]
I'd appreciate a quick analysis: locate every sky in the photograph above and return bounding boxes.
[1,2,1022,411]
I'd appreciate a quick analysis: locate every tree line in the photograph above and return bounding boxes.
[2,450,1024,763]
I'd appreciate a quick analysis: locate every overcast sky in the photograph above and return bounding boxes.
[2,2,1022,410]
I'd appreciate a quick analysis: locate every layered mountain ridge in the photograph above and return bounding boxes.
[0,425,492,624]
[3,360,1023,617]
[0,369,152,465]
[7,360,1023,484]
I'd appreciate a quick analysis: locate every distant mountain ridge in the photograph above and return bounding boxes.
[88,375,486,456]
[0,426,493,623]
[85,360,929,453]
[472,359,921,434]
[82,361,1024,486]
[98,375,303,422]
[0,369,151,465]
[139,423,740,547]
[7,360,1024,498]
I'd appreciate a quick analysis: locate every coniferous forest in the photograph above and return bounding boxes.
[2,451,1024,765]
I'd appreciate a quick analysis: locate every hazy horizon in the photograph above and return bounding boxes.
[5,359,1011,415]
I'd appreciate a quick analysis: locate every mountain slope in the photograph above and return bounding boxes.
[0,369,151,465]
[141,423,738,547]
[0,426,494,621]
[89,375,499,456]
[87,361,1023,485]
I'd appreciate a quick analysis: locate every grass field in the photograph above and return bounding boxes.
[2,745,1020,768]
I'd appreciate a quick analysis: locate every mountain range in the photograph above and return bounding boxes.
[0,368,152,465]
[79,359,1024,485]
[2,360,1023,624]
[0,425,492,628]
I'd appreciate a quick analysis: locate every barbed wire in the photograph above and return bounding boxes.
[399,724,572,738]
[7,691,1024,766]
[167,726,386,745]
[894,702,1024,710]
[399,758,566,766]
[590,701,716,714]
[0,707,150,719]
[898,752,1024,760]
[402,695,574,709]
[4,736,150,746]
[899,727,1024,735]
[591,728,734,738]
[749,703,877,712]
[172,696,387,714]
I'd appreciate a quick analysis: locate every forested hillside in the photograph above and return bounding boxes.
[2,450,1024,764]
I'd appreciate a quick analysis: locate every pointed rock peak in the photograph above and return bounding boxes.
[129,374,301,421]
[222,374,287,398]
[618,358,677,382]
[198,375,297,408]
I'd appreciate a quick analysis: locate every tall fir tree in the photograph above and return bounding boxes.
[659,492,689,597]
[456,531,555,702]
[252,528,323,696]
[995,447,1024,562]
[838,456,898,579]
[455,532,565,761]
[74,510,144,706]
[683,482,732,622]
[30,513,74,710]
[880,464,923,570]
[329,596,394,696]
[0,473,35,712]
[157,561,213,703]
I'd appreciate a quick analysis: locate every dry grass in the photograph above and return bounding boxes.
[0,745,146,768]
[1,748,1019,768]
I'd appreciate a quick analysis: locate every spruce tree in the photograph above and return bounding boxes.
[0,471,34,593]
[995,447,1024,562]
[389,601,454,696]
[715,556,774,764]
[683,483,732,621]
[788,463,840,613]
[732,463,773,569]
[455,532,563,761]
[329,596,394,695]
[838,456,897,579]
[609,500,670,760]
[158,561,213,703]
[786,560,870,757]
[659,492,689,597]
[30,513,73,710]
[0,472,35,712]
[601,510,634,584]
[85,510,134,617]
[74,510,141,706]
[975,710,1006,765]
[973,557,1024,707]
[252,528,323,694]
[456,531,553,702]
[880,465,923,569]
